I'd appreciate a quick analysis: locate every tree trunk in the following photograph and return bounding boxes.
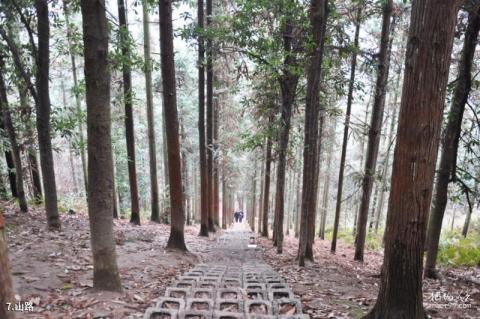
[213,97,220,227]
[250,158,257,230]
[424,3,480,279]
[0,65,27,212]
[198,0,209,236]
[331,4,362,253]
[319,117,335,239]
[262,134,273,237]
[141,0,160,223]
[81,0,122,291]
[0,212,15,319]
[162,106,170,223]
[206,0,215,232]
[294,159,302,238]
[354,0,394,261]
[159,0,187,251]
[63,0,88,195]
[257,158,264,233]
[222,170,227,229]
[298,0,328,264]
[117,0,140,226]
[462,203,473,237]
[35,0,60,230]
[4,151,17,198]
[364,0,461,317]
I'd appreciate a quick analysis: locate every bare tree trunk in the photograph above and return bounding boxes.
[262,134,273,237]
[298,0,328,264]
[222,170,227,229]
[0,62,28,212]
[354,0,394,261]
[424,3,480,279]
[462,203,473,237]
[213,98,220,227]
[117,0,140,226]
[364,0,461,316]
[198,0,208,236]
[162,108,170,223]
[4,151,17,198]
[35,0,60,229]
[0,213,15,319]
[319,117,335,239]
[142,0,160,223]
[206,0,215,232]
[250,158,257,230]
[257,154,264,233]
[81,0,122,291]
[331,4,362,253]
[159,0,187,251]
[63,0,88,195]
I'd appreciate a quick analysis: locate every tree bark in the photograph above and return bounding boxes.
[35,0,60,230]
[159,0,187,251]
[262,133,273,237]
[63,0,88,195]
[298,0,328,264]
[331,4,362,253]
[319,117,335,239]
[213,96,220,227]
[4,150,17,198]
[141,0,161,223]
[354,0,394,261]
[205,0,215,233]
[117,0,140,225]
[81,0,122,291]
[198,0,209,236]
[424,4,480,279]
[0,212,15,319]
[0,63,27,212]
[364,0,461,317]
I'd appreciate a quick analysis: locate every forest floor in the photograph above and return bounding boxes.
[2,202,479,319]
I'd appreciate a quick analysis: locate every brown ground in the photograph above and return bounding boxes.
[257,235,480,319]
[3,202,479,319]
[4,202,215,319]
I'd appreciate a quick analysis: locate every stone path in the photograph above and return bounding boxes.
[143,223,308,319]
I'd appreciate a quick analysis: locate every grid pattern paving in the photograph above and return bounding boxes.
[144,226,308,319]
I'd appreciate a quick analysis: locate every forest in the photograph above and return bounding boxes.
[0,0,479,318]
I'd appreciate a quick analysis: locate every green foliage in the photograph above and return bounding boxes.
[437,229,480,267]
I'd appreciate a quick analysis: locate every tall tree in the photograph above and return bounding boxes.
[272,9,302,252]
[319,117,335,239]
[297,0,328,263]
[424,2,480,279]
[0,212,15,319]
[35,0,60,229]
[81,0,122,291]
[117,0,140,225]
[159,0,187,251]
[331,3,362,253]
[4,150,16,198]
[63,0,88,194]
[198,0,209,237]
[206,0,215,232]
[354,0,394,261]
[0,55,28,212]
[364,0,461,317]
[142,0,160,223]
[262,133,273,237]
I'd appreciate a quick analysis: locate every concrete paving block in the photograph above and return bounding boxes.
[245,289,267,300]
[267,283,289,290]
[179,310,213,319]
[273,299,302,315]
[245,283,266,290]
[186,298,215,311]
[165,287,191,299]
[144,307,179,319]
[245,300,273,315]
[212,311,245,319]
[216,288,242,300]
[174,281,197,289]
[179,276,201,282]
[268,289,294,301]
[155,297,186,311]
[197,282,220,290]
[190,288,216,299]
[246,315,276,319]
[224,278,242,287]
[214,299,245,313]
